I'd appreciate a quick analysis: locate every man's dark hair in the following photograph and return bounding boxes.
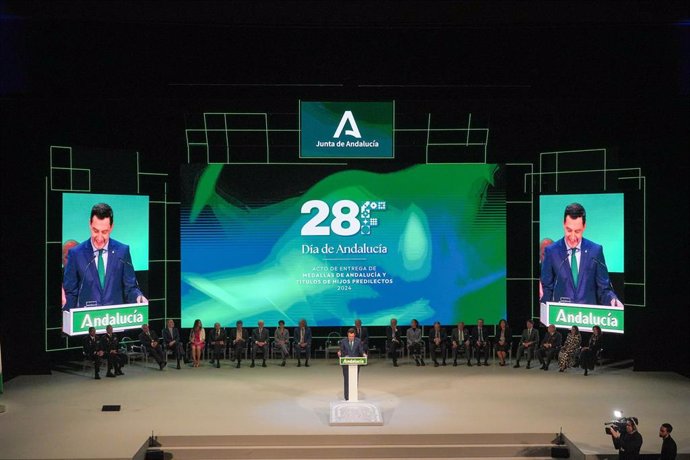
[564,202,586,224]
[278,320,285,325]
[347,328,356,334]
[91,203,114,225]
[661,423,673,433]
[236,320,243,326]
[527,319,534,325]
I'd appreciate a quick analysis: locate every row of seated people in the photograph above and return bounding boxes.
[82,325,127,379]
[142,318,316,370]
[384,318,603,376]
[84,317,603,379]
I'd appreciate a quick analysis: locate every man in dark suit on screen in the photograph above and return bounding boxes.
[62,203,147,311]
[337,328,366,401]
[540,203,623,307]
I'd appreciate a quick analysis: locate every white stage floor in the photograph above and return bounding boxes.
[0,357,688,459]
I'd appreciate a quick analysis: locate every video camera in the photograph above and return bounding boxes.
[604,416,638,435]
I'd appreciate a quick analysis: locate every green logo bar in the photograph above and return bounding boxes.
[69,304,149,335]
[300,101,394,158]
[339,357,368,365]
[547,302,624,334]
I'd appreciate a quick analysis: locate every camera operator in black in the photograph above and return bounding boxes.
[610,417,642,459]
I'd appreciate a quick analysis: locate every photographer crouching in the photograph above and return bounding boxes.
[608,417,642,459]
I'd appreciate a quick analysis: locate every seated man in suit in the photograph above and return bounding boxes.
[209,322,226,368]
[138,324,167,370]
[337,328,367,401]
[162,319,186,369]
[536,324,562,371]
[230,320,248,368]
[293,318,312,367]
[429,321,447,367]
[251,320,270,368]
[274,320,290,367]
[354,318,369,354]
[471,318,490,366]
[101,324,125,377]
[451,321,471,366]
[514,319,540,369]
[386,317,402,367]
[83,326,104,379]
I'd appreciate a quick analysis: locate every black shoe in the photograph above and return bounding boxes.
[420,359,426,366]
[453,361,457,367]
[559,368,565,372]
[442,361,447,366]
[414,358,420,366]
[106,372,115,378]
[115,369,124,375]
[484,361,489,366]
[513,363,520,368]
[297,361,301,367]
[262,361,267,368]
[584,369,588,376]
[526,363,531,369]
[281,360,286,367]
[216,361,220,368]
[434,361,439,367]
[94,374,101,380]
[236,362,241,368]
[250,361,255,368]
[209,359,215,364]
[177,363,181,370]
[393,361,399,367]
[467,361,472,367]
[305,361,310,367]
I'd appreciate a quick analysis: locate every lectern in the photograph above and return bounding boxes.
[341,356,366,401]
[329,356,383,426]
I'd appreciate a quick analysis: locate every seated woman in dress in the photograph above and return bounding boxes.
[407,319,425,366]
[558,325,581,372]
[580,325,603,376]
[189,318,206,367]
[494,319,512,366]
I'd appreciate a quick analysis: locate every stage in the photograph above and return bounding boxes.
[0,356,688,459]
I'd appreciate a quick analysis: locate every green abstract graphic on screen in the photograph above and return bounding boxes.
[180,164,506,327]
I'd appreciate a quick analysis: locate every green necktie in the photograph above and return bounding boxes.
[97,249,105,288]
[570,248,578,288]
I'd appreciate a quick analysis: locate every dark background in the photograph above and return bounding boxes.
[1,1,688,379]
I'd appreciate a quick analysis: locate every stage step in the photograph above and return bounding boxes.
[150,433,565,459]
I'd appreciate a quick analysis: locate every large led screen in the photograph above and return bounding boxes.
[181,164,506,327]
